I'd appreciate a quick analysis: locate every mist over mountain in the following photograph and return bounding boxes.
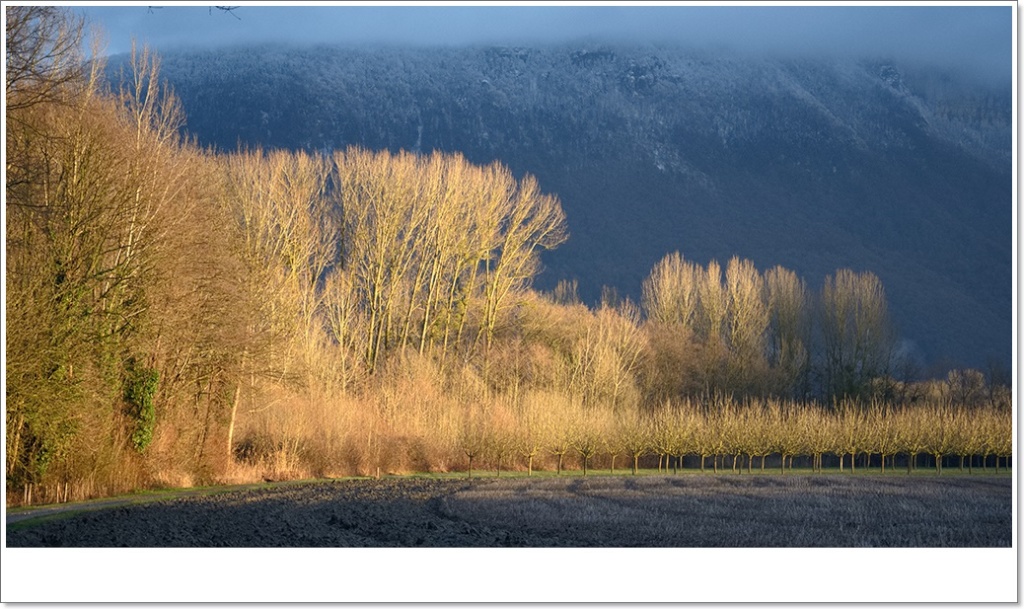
[120,43,1012,374]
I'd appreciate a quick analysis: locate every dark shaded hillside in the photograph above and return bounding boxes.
[125,43,1012,372]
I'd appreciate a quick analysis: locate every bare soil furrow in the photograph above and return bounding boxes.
[6,475,1010,547]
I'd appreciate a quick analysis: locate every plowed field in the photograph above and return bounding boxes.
[6,474,1011,547]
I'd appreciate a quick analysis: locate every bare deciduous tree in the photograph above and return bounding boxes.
[5,6,86,112]
[724,256,769,395]
[820,269,895,402]
[641,251,700,328]
[765,265,811,398]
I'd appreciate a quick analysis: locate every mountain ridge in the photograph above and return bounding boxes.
[115,42,1013,374]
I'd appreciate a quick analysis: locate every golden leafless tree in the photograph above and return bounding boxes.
[724,256,769,395]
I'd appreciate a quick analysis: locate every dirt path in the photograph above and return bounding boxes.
[7,497,141,525]
[6,474,1012,547]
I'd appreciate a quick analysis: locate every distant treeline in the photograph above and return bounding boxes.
[5,8,1011,505]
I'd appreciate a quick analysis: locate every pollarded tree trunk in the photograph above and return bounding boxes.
[633,454,640,475]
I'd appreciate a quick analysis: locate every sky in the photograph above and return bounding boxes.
[76,2,1014,83]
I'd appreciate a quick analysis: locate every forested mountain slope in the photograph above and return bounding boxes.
[127,43,1012,373]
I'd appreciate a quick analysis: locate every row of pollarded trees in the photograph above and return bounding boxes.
[456,398,1012,478]
[641,252,897,403]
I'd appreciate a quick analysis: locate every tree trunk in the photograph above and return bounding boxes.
[583,456,588,477]
[780,453,786,474]
[528,454,533,476]
[557,453,563,475]
[468,455,473,479]
[633,454,639,475]
[850,451,856,474]
[610,454,616,474]
[8,412,24,481]
[226,382,242,465]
